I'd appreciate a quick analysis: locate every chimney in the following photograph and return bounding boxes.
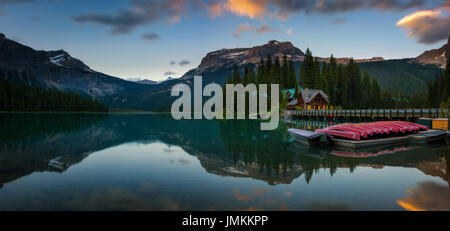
[305,88,309,100]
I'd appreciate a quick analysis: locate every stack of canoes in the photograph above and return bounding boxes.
[315,121,428,141]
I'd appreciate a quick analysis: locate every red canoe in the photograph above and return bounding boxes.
[316,128,361,140]
[315,121,426,141]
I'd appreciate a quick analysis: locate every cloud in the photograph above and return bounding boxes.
[256,25,277,33]
[233,23,277,37]
[313,0,365,13]
[0,0,35,14]
[69,0,433,36]
[397,181,450,211]
[170,60,176,65]
[330,17,347,24]
[73,0,189,34]
[396,2,450,44]
[207,0,223,18]
[223,0,268,19]
[233,23,254,37]
[368,0,425,11]
[178,60,190,66]
[164,71,177,76]
[285,28,293,35]
[142,32,160,41]
[28,16,41,21]
[208,0,429,20]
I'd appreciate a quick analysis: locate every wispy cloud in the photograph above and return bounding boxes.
[73,0,189,34]
[142,32,160,41]
[396,1,450,44]
[233,23,254,37]
[207,0,223,18]
[256,25,277,33]
[0,0,35,14]
[233,23,277,37]
[170,60,176,65]
[285,28,293,35]
[164,71,177,76]
[330,17,347,24]
[178,60,190,66]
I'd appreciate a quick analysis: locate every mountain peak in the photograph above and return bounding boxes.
[194,40,304,73]
[415,42,448,68]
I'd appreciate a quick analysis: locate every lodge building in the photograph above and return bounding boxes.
[282,88,329,110]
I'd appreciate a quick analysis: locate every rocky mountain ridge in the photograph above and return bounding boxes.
[0,33,147,98]
[415,35,449,68]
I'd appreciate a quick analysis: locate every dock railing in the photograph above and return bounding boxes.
[284,109,449,119]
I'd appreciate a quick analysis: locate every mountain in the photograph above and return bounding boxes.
[107,40,440,110]
[358,59,440,93]
[317,56,385,65]
[0,33,147,99]
[415,35,449,68]
[181,40,304,79]
[136,79,158,85]
[0,34,443,110]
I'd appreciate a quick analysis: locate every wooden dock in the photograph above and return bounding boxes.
[285,109,448,120]
[332,130,441,149]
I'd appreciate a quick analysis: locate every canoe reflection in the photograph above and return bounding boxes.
[330,146,411,158]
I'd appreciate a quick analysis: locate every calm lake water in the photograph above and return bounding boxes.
[0,113,448,211]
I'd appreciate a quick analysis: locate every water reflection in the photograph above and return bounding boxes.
[397,181,450,211]
[0,113,448,210]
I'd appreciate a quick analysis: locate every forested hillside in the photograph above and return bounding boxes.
[358,59,440,95]
[225,49,450,110]
[0,80,108,112]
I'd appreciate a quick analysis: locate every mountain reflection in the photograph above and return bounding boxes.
[0,113,448,190]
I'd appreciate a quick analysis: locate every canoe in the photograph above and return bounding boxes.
[409,130,447,144]
[354,123,379,134]
[288,129,332,146]
[370,123,393,134]
[362,123,389,134]
[316,128,361,141]
[330,146,411,158]
[402,121,428,130]
[342,123,374,136]
[389,121,417,132]
[330,125,369,138]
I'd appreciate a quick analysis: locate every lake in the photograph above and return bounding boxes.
[0,113,448,211]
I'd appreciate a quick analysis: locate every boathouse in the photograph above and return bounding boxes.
[283,88,329,109]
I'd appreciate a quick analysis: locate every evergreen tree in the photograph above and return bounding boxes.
[327,55,337,106]
[265,54,272,84]
[249,65,256,84]
[361,72,371,109]
[281,54,288,89]
[313,57,321,89]
[243,65,249,85]
[257,58,264,85]
[0,80,108,112]
[427,80,434,107]
[347,59,361,108]
[300,48,315,89]
[443,57,450,104]
[272,56,281,85]
[288,60,297,89]
[232,64,241,84]
[369,78,381,109]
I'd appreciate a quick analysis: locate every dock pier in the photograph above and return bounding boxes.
[285,109,448,121]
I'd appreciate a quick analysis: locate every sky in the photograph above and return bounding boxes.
[0,0,449,81]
